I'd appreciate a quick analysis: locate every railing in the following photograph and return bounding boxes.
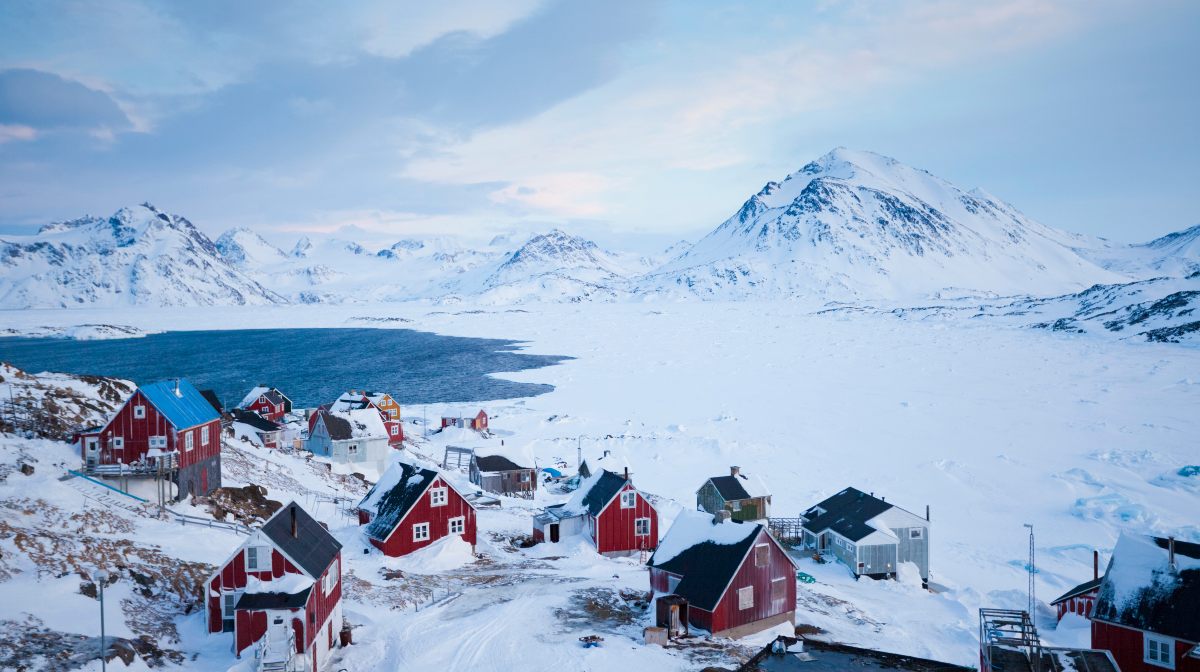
[67,470,150,503]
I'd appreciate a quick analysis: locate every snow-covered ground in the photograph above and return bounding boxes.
[1,301,1197,670]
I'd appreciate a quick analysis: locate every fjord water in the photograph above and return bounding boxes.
[0,328,568,408]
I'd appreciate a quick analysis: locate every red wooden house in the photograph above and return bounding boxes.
[357,461,477,557]
[441,410,488,432]
[76,378,222,499]
[532,469,657,556]
[205,503,343,672]
[648,509,798,639]
[328,392,403,447]
[1051,550,1103,622]
[238,386,292,423]
[1091,533,1200,672]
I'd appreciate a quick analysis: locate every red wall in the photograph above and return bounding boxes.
[383,418,404,447]
[1056,592,1095,620]
[1092,620,1200,672]
[95,390,220,470]
[593,482,657,555]
[207,545,302,633]
[245,396,285,422]
[709,530,796,634]
[370,477,477,557]
[302,551,342,652]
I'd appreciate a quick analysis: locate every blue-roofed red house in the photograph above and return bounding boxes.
[77,378,223,499]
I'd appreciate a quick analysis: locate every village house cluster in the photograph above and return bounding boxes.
[67,378,1198,671]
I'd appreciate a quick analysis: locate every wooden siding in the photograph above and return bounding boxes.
[894,526,930,580]
[594,482,657,555]
[371,476,477,557]
[708,528,796,635]
[696,482,725,517]
[471,465,537,497]
[1056,591,1097,620]
[207,544,302,634]
[857,543,899,577]
[244,396,286,422]
[1092,619,1200,672]
[94,390,221,470]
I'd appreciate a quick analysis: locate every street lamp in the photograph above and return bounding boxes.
[94,569,111,672]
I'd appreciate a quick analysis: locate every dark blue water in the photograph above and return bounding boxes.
[0,328,570,409]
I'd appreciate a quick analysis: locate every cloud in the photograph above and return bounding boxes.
[0,69,131,133]
[0,124,37,144]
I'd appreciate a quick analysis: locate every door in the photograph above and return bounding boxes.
[85,438,99,467]
[669,605,681,635]
[550,523,560,543]
[200,469,208,494]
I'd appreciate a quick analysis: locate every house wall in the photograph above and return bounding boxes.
[473,467,537,497]
[207,540,302,634]
[94,391,221,471]
[709,529,797,636]
[857,543,899,577]
[245,396,285,422]
[372,477,477,557]
[329,436,388,465]
[892,526,930,580]
[177,454,221,498]
[1092,619,1200,672]
[306,418,334,457]
[696,482,725,516]
[303,552,342,653]
[594,482,658,555]
[828,534,859,572]
[1056,592,1096,620]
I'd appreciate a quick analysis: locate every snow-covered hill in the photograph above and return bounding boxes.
[214,228,288,269]
[1077,224,1200,279]
[641,148,1128,301]
[0,363,133,439]
[0,204,283,309]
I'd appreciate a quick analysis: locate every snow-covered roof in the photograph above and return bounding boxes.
[324,408,388,440]
[650,509,760,566]
[556,469,630,517]
[583,451,631,474]
[704,471,770,500]
[238,386,270,409]
[1093,532,1200,642]
[471,442,535,470]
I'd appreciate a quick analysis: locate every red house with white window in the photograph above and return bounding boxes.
[648,509,798,639]
[205,503,343,672]
[441,409,488,432]
[1051,550,1103,622]
[238,386,292,423]
[75,378,222,499]
[1091,533,1200,672]
[357,461,477,557]
[325,392,403,448]
[532,469,657,556]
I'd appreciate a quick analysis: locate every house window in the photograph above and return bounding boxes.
[413,522,430,542]
[755,543,770,567]
[133,405,146,419]
[635,517,651,536]
[149,436,167,449]
[771,577,788,602]
[201,426,210,446]
[620,491,636,509]
[390,425,399,436]
[737,586,754,610]
[389,409,398,418]
[113,436,124,450]
[449,516,465,535]
[731,500,742,512]
[184,432,194,452]
[1145,635,1174,668]
[910,528,924,539]
[430,487,448,507]
[521,471,530,483]
[223,592,241,620]
[323,559,339,595]
[245,546,270,571]
[347,443,358,454]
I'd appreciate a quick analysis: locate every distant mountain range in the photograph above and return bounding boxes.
[2,150,1197,323]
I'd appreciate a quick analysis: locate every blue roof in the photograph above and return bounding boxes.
[139,379,221,429]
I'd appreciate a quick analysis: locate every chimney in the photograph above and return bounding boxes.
[926,505,930,522]
[174,379,182,397]
[290,505,298,538]
[1168,537,1177,571]
[714,510,731,525]
[624,467,629,481]
[730,466,741,477]
[603,449,611,458]
[1093,549,1099,580]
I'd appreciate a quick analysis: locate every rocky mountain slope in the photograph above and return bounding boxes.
[0,204,282,308]
[0,363,133,439]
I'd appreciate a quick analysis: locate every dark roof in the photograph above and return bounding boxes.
[235,586,312,610]
[319,411,354,440]
[361,463,438,541]
[710,475,751,501]
[261,503,342,579]
[1050,577,1103,605]
[231,408,281,432]
[801,487,893,542]
[579,470,630,516]
[138,379,221,429]
[262,389,286,405]
[199,389,223,414]
[1093,535,1200,642]
[648,523,761,611]
[474,454,529,472]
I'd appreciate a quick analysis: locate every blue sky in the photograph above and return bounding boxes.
[0,0,1196,248]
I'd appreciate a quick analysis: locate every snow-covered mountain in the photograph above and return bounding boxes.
[0,204,283,308]
[214,228,288,268]
[1077,224,1200,279]
[642,148,1127,301]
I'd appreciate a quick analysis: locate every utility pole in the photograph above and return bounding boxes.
[1024,523,1036,622]
[95,569,110,672]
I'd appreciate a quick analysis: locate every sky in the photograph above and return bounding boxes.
[0,0,1197,250]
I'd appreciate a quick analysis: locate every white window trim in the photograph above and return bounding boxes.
[737,586,754,610]
[133,405,146,419]
[150,435,167,449]
[390,425,399,436]
[731,500,742,511]
[430,487,448,507]
[184,432,194,452]
[113,436,124,450]
[754,543,770,567]
[635,517,651,536]
[449,516,465,535]
[223,591,242,619]
[771,577,788,602]
[201,426,210,446]
[1145,634,1175,669]
[620,491,636,509]
[324,559,339,596]
[909,528,924,539]
[245,546,270,572]
[413,522,430,542]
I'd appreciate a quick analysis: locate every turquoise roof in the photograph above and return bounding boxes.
[139,379,221,429]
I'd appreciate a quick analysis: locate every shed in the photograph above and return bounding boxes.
[469,445,537,499]
[697,466,771,522]
[532,469,657,556]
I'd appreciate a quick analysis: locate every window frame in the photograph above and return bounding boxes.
[771,577,788,602]
[635,517,651,536]
[133,405,146,419]
[149,435,167,449]
[737,586,754,610]
[201,426,210,446]
[430,487,448,507]
[731,499,742,512]
[620,491,637,509]
[413,522,430,542]
[909,528,924,540]
[223,591,241,620]
[323,559,339,596]
[1144,634,1174,669]
[390,425,399,436]
[448,516,465,535]
[754,543,770,567]
[245,545,270,572]
[184,432,194,452]
[112,436,125,450]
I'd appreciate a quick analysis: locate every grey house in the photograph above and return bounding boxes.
[696,466,771,522]
[800,487,930,585]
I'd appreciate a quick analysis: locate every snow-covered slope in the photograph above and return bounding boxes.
[0,204,283,308]
[0,363,133,439]
[642,148,1128,301]
[214,228,288,269]
[1077,224,1200,279]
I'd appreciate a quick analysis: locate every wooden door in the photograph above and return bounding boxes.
[550,523,559,543]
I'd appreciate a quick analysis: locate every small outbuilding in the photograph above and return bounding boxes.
[532,468,658,556]
[442,410,489,432]
[469,445,537,499]
[230,408,284,449]
[697,466,771,522]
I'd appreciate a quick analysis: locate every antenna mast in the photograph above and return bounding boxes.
[1023,523,1036,623]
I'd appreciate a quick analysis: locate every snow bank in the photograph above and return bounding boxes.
[393,535,475,574]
